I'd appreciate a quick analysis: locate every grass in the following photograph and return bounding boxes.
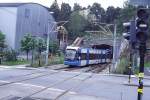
[1,60,29,66]
[48,54,64,65]
[30,54,64,68]
[1,53,65,67]
[115,57,129,74]
[145,62,150,68]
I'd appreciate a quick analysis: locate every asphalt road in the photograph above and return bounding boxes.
[0,67,149,100]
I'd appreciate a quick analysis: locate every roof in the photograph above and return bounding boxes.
[0,3,49,9]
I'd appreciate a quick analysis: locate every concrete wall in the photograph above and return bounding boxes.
[0,7,17,49]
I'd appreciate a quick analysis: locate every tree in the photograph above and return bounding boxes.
[36,37,46,55]
[0,32,6,61]
[105,6,121,23]
[73,3,82,11]
[90,3,105,22]
[0,32,6,50]
[59,3,72,21]
[68,11,88,39]
[20,33,33,60]
[116,2,137,34]
[49,41,59,55]
[4,49,17,61]
[49,0,60,21]
[36,37,46,66]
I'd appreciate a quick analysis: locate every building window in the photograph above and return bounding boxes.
[25,9,30,18]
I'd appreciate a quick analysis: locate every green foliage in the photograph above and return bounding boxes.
[49,0,60,21]
[21,33,34,60]
[116,57,129,74]
[73,3,82,11]
[48,54,64,65]
[59,3,72,21]
[68,11,88,39]
[0,32,6,53]
[116,4,137,34]
[145,62,150,67]
[105,6,121,23]
[3,49,17,61]
[50,1,139,37]
[49,41,59,54]
[2,60,28,66]
[35,37,46,67]
[90,3,105,22]
[36,37,46,53]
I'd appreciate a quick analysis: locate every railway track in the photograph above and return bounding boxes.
[55,63,110,74]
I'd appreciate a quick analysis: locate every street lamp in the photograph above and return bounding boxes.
[45,19,69,66]
[45,12,55,66]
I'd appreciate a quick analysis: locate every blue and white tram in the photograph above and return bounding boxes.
[64,46,111,66]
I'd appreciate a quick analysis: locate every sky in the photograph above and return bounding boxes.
[0,0,127,9]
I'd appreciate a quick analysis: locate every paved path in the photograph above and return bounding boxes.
[0,67,149,100]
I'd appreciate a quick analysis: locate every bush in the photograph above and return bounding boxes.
[2,60,29,66]
[115,57,129,74]
[3,49,18,61]
[48,53,64,65]
[49,41,59,55]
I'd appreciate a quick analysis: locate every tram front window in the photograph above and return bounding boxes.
[65,49,77,60]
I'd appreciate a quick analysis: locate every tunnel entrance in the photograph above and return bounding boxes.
[91,44,113,59]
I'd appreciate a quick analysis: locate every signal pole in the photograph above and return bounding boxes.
[138,41,146,100]
[136,8,149,100]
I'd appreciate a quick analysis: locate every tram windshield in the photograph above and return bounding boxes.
[65,49,77,60]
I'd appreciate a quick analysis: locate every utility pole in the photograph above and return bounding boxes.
[31,36,36,66]
[112,24,117,70]
[45,22,56,66]
[45,12,54,66]
[45,20,50,66]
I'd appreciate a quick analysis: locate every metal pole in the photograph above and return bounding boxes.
[128,50,132,83]
[137,42,146,100]
[45,22,55,66]
[45,21,50,66]
[31,36,35,66]
[112,24,117,71]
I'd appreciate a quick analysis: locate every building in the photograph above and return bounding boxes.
[0,3,57,50]
[129,0,150,6]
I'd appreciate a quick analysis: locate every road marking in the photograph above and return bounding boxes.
[15,82,45,88]
[0,70,60,87]
[0,80,71,93]
[0,80,10,83]
[54,73,93,100]
[18,72,82,100]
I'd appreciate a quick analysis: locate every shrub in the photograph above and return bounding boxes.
[3,49,18,61]
[115,57,129,74]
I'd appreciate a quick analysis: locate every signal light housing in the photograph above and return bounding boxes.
[136,8,149,42]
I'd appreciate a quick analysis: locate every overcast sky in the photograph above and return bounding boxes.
[0,0,127,9]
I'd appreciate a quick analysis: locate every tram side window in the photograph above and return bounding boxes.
[89,54,98,60]
[80,53,86,60]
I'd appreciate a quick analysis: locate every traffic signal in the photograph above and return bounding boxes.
[123,22,131,40]
[136,8,149,100]
[123,20,136,47]
[136,8,149,42]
